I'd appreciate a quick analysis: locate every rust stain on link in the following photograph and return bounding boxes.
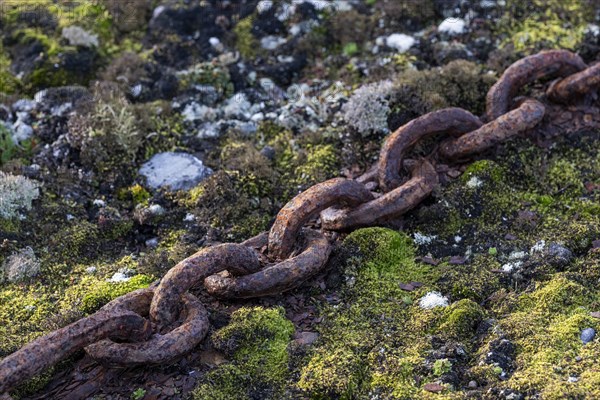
[321,160,438,231]
[487,50,585,120]
[0,307,151,395]
[86,289,209,366]
[205,229,331,298]
[547,63,600,103]
[268,178,374,260]
[440,99,545,161]
[150,244,260,330]
[378,108,482,192]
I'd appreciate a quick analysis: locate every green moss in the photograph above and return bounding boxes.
[0,123,16,165]
[491,274,600,398]
[234,16,258,59]
[461,160,506,185]
[193,307,294,400]
[62,274,154,314]
[177,62,234,99]
[439,299,484,341]
[438,255,502,303]
[51,220,100,260]
[499,0,593,53]
[119,184,151,206]
[432,359,452,377]
[390,60,496,125]
[298,228,449,398]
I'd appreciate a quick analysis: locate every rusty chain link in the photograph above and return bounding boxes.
[2,49,600,396]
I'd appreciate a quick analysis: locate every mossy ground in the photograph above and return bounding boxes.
[0,1,599,399]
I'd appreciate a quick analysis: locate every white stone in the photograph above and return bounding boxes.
[147,204,165,215]
[438,18,466,35]
[419,292,449,309]
[86,266,97,274]
[586,24,600,36]
[153,5,166,18]
[223,93,252,119]
[385,33,415,53]
[93,199,106,207]
[12,121,34,143]
[139,152,213,191]
[261,35,287,50]
[257,0,273,13]
[197,122,221,139]
[182,102,218,122]
[130,84,143,98]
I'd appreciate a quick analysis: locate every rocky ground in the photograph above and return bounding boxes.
[1,0,600,399]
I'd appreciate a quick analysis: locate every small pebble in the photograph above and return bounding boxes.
[423,382,445,393]
[575,356,583,362]
[467,380,478,389]
[581,327,596,344]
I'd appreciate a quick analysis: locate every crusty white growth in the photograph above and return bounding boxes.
[0,171,40,219]
[62,26,99,48]
[418,291,449,309]
[2,247,41,283]
[385,33,416,53]
[342,80,393,136]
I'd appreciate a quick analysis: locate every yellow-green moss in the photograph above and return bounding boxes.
[491,274,600,398]
[234,16,258,59]
[193,307,294,400]
[61,274,153,314]
[298,228,454,399]
[499,0,593,53]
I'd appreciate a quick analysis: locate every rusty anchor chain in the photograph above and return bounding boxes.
[2,49,600,396]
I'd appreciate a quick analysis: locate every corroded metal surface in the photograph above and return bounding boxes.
[205,229,331,298]
[86,289,209,366]
[150,244,260,330]
[547,62,600,104]
[378,108,482,192]
[321,160,438,231]
[268,178,373,259]
[486,50,585,120]
[440,99,545,160]
[0,307,152,394]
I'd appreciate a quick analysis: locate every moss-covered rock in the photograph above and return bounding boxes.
[193,307,294,400]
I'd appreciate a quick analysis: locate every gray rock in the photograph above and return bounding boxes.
[260,145,276,160]
[545,243,573,266]
[467,380,478,389]
[139,152,213,191]
[581,327,596,344]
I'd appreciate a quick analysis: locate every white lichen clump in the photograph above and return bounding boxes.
[0,171,40,219]
[61,26,99,48]
[418,292,449,309]
[466,176,483,188]
[1,247,41,283]
[413,232,437,246]
[385,33,416,53]
[342,80,393,136]
[438,18,466,35]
